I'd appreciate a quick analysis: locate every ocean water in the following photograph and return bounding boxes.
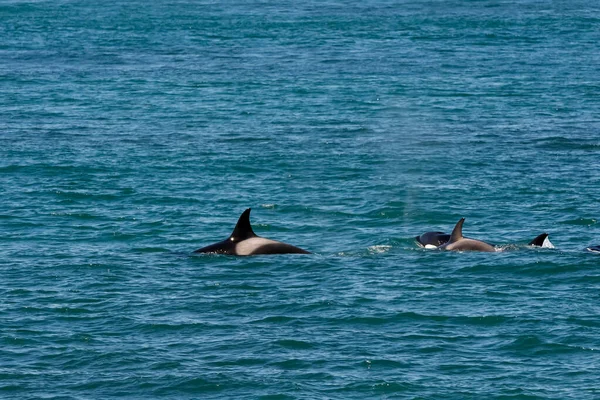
[2,0,600,398]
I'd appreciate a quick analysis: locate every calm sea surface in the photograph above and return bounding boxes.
[2,1,600,398]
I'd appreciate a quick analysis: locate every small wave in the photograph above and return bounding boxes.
[251,316,297,324]
[536,136,600,151]
[362,359,410,369]
[208,358,267,368]
[50,212,102,220]
[132,247,170,253]
[372,381,416,393]
[274,339,314,350]
[162,377,224,394]
[367,245,392,254]
[498,334,590,355]
[270,359,313,370]
[219,136,273,143]
[560,218,597,226]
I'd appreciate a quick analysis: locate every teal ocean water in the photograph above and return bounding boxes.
[2,1,600,398]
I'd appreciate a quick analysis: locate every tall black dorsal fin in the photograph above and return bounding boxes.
[229,208,257,241]
[528,233,549,247]
[449,218,465,243]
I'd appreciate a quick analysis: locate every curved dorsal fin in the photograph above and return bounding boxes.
[528,233,548,247]
[449,218,465,243]
[229,208,257,242]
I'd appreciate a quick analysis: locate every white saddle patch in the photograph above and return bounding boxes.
[234,237,280,256]
[542,237,555,249]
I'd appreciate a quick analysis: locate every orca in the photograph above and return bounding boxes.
[416,224,552,251]
[528,233,555,249]
[415,231,451,248]
[439,218,497,252]
[528,233,549,247]
[586,245,600,253]
[193,208,311,256]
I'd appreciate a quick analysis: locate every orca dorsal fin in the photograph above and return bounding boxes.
[449,218,465,243]
[229,208,257,242]
[528,233,549,247]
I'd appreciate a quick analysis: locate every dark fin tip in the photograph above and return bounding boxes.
[449,218,465,243]
[230,208,256,241]
[528,233,549,247]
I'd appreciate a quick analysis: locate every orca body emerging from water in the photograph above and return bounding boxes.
[528,233,554,248]
[587,245,600,253]
[193,208,310,256]
[415,231,451,249]
[416,222,553,251]
[439,218,497,252]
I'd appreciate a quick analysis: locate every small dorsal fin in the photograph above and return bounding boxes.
[229,208,257,242]
[449,218,465,243]
[528,233,549,247]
